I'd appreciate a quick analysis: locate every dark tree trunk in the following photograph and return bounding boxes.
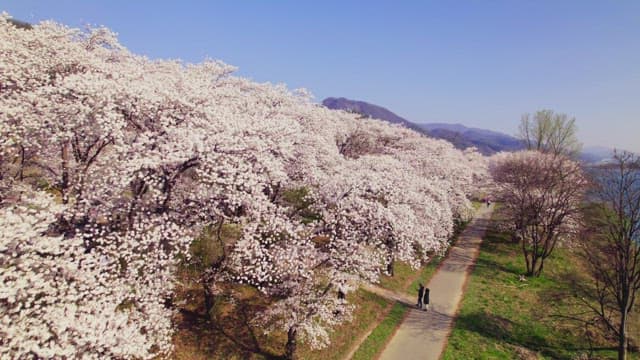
[525,253,535,276]
[285,326,298,360]
[618,311,628,360]
[511,234,521,244]
[534,257,545,277]
[525,249,546,277]
[17,144,25,181]
[61,142,70,204]
[203,284,214,319]
[521,237,533,276]
[387,260,394,277]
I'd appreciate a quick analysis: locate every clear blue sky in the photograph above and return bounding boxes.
[3,1,640,151]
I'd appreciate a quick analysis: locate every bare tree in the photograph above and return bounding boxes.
[519,109,582,157]
[491,151,587,276]
[581,151,640,360]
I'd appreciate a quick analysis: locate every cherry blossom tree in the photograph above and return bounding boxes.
[0,14,488,359]
[490,151,587,276]
[0,186,182,358]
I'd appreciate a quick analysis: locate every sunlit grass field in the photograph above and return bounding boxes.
[442,211,640,360]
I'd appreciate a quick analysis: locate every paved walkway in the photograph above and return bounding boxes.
[378,204,493,360]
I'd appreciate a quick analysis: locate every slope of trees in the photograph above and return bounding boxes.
[0,15,487,359]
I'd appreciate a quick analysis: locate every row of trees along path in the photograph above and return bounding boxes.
[373,204,494,360]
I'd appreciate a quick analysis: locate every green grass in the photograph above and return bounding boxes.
[351,302,407,360]
[442,211,640,360]
[378,261,418,294]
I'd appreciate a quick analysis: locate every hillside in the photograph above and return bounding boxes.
[322,97,524,155]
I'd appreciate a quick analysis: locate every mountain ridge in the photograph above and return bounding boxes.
[322,97,523,155]
[321,97,624,162]
[322,97,428,135]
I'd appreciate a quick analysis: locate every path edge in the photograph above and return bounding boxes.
[436,204,493,360]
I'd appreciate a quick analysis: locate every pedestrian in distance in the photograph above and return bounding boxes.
[423,287,430,311]
[417,283,424,309]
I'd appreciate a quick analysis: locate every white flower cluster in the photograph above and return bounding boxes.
[0,14,489,357]
[0,187,175,358]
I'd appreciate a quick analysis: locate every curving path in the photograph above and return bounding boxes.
[377,204,493,360]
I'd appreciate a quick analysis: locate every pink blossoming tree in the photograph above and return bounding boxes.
[0,14,487,359]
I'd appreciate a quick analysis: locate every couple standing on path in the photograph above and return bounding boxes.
[417,283,429,311]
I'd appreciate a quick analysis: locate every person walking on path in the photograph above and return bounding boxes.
[417,284,424,309]
[423,287,430,311]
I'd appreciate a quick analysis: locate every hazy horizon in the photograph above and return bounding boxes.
[3,1,639,152]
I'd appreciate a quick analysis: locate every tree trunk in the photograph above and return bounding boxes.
[387,260,394,277]
[511,234,521,244]
[522,238,533,276]
[17,144,25,181]
[525,253,536,276]
[61,142,70,204]
[535,257,545,277]
[618,310,628,360]
[203,284,214,319]
[285,326,298,360]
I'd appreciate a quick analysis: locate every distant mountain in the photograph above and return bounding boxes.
[321,97,629,160]
[322,97,523,155]
[322,97,427,134]
[419,123,524,155]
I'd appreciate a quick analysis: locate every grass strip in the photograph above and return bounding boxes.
[351,302,407,360]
